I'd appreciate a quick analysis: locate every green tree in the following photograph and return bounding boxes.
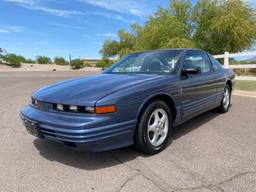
[100,40,120,58]
[117,29,137,56]
[36,56,52,64]
[4,54,26,63]
[162,37,195,48]
[70,59,84,69]
[4,54,26,66]
[136,8,193,50]
[100,0,256,57]
[100,29,137,58]
[170,0,192,36]
[54,57,67,65]
[16,55,26,63]
[4,54,21,67]
[25,58,36,63]
[96,58,114,68]
[193,0,256,54]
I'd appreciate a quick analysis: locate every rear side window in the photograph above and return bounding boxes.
[208,54,223,71]
[184,51,211,73]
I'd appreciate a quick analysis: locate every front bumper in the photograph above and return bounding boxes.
[20,105,136,152]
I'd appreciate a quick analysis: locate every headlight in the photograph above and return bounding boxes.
[56,104,64,111]
[54,104,96,113]
[85,106,95,113]
[69,105,78,112]
[31,98,38,105]
[54,104,116,114]
[31,98,116,114]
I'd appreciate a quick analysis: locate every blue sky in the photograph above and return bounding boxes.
[0,0,174,59]
[1,0,254,60]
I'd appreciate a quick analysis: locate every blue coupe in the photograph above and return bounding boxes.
[20,49,235,154]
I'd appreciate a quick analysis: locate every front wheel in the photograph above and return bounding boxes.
[135,100,172,154]
[217,85,231,113]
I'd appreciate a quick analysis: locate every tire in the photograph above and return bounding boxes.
[217,84,231,113]
[135,100,172,154]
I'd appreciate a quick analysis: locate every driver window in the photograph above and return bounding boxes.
[184,51,211,73]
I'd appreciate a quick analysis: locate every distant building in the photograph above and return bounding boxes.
[83,58,101,66]
[83,58,116,66]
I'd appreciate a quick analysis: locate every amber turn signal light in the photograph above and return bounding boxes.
[95,105,116,114]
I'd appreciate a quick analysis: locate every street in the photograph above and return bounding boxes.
[0,71,256,192]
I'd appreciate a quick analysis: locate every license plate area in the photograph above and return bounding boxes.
[23,118,43,138]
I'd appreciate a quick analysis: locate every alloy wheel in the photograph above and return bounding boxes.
[147,108,169,147]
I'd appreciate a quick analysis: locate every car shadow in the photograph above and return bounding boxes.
[33,111,220,170]
[171,110,220,141]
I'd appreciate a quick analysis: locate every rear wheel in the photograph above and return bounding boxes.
[135,100,172,154]
[217,84,231,113]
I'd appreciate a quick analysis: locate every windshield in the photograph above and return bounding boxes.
[104,50,182,74]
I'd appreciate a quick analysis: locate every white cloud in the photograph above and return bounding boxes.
[0,29,9,33]
[92,12,135,23]
[35,7,82,16]
[3,0,142,23]
[78,0,149,16]
[49,22,82,29]
[3,0,83,17]
[96,33,117,38]
[129,9,144,16]
[3,0,138,23]
[0,26,24,33]
[3,0,34,5]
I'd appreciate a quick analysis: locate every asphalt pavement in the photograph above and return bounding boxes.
[0,71,256,192]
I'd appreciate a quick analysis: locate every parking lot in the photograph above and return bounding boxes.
[0,71,256,192]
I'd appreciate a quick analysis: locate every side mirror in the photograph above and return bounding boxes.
[183,67,201,75]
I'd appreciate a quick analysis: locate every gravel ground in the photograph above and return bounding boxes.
[0,71,256,192]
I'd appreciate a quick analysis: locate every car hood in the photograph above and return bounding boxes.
[32,73,170,106]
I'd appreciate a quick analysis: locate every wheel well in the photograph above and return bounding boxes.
[137,94,177,122]
[226,80,232,91]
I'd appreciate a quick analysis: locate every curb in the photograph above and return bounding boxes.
[233,90,256,98]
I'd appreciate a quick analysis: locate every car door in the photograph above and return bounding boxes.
[207,53,227,103]
[179,50,219,121]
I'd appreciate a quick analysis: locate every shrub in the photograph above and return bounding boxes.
[54,57,67,65]
[16,55,26,63]
[96,58,114,68]
[36,56,52,64]
[7,55,21,67]
[4,54,22,67]
[83,61,91,67]
[25,59,36,64]
[70,59,84,69]
[4,53,25,63]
